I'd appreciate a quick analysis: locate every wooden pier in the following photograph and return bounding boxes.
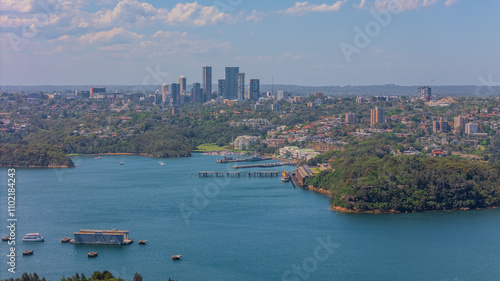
[199,171,280,178]
[231,163,295,169]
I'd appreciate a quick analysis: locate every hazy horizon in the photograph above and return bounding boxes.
[1,0,499,86]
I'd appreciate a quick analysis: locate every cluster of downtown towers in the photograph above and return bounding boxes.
[162,66,260,106]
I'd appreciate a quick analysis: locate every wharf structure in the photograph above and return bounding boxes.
[199,171,280,178]
[71,229,133,245]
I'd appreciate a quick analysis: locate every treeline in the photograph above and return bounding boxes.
[0,144,74,167]
[308,136,500,213]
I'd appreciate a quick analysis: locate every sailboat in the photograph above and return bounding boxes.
[281,167,291,182]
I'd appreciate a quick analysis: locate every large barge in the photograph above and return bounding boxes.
[70,229,133,245]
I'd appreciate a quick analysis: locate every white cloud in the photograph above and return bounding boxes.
[152,30,187,38]
[372,0,459,11]
[246,10,265,22]
[444,0,461,6]
[354,0,367,9]
[55,27,142,45]
[283,1,345,15]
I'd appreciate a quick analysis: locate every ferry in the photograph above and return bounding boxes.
[22,233,44,242]
[281,168,291,182]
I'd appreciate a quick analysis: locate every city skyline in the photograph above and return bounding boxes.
[0,0,499,86]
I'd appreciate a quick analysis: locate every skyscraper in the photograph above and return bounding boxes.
[218,79,226,97]
[192,83,202,103]
[249,79,260,101]
[179,76,187,94]
[225,67,239,99]
[202,66,212,102]
[171,83,180,106]
[237,73,245,100]
[370,107,385,127]
[161,83,168,104]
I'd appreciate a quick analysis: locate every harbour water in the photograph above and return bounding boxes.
[1,154,499,280]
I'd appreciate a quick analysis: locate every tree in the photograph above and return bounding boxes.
[133,273,143,281]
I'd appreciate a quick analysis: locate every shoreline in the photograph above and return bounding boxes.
[330,204,500,214]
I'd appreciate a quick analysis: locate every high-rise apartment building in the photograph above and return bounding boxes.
[249,79,260,101]
[433,117,449,133]
[370,107,385,127]
[465,123,478,135]
[225,67,239,99]
[161,83,168,104]
[171,83,180,105]
[346,112,356,124]
[418,86,431,101]
[454,115,465,132]
[192,83,202,103]
[218,79,226,97]
[237,73,245,100]
[179,76,187,94]
[202,66,212,102]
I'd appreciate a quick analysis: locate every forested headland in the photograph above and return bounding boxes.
[306,135,500,213]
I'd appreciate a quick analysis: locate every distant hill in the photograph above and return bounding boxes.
[1,84,499,97]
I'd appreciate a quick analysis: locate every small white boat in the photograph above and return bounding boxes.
[22,233,44,242]
[95,156,101,159]
[119,162,125,165]
[160,162,166,166]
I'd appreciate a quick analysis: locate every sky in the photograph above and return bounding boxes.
[0,0,499,86]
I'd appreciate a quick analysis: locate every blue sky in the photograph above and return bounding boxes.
[0,0,499,86]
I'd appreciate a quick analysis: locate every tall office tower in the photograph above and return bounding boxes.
[465,123,478,135]
[249,79,260,101]
[454,115,465,132]
[418,86,431,101]
[370,107,385,127]
[202,66,212,102]
[179,76,187,93]
[218,79,226,97]
[356,96,363,104]
[161,83,168,104]
[192,83,202,103]
[237,73,245,100]
[171,83,180,105]
[225,67,239,99]
[346,112,356,124]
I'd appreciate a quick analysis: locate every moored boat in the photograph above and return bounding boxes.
[281,168,291,182]
[22,233,44,242]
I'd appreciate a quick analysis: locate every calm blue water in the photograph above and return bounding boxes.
[0,154,499,281]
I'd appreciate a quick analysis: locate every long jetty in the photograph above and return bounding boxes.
[199,171,280,178]
[231,163,295,169]
[218,157,273,163]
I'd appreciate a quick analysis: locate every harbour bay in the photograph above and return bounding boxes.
[1,154,499,280]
